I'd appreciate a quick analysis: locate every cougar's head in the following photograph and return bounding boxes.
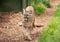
[23,9,33,21]
[23,6,34,21]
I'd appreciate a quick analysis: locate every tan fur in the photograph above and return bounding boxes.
[22,6,35,40]
[23,6,35,30]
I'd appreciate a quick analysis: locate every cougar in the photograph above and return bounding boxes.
[23,6,35,30]
[22,6,35,41]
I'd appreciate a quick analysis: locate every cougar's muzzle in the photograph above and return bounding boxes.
[24,14,30,21]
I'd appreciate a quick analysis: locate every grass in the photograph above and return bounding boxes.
[38,4,60,42]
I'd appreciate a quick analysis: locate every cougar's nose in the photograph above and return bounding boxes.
[24,14,28,18]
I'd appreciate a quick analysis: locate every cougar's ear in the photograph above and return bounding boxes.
[23,9,26,14]
[30,10,32,14]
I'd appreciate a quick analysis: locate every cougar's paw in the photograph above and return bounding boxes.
[24,35,32,41]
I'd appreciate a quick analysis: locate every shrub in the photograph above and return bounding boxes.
[31,0,51,16]
[32,3,46,16]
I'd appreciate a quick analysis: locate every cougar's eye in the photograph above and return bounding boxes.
[24,14,27,16]
[29,10,32,14]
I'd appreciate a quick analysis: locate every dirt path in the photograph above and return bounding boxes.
[24,0,60,42]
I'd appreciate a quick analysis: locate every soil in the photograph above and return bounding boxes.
[0,0,60,42]
[0,12,25,42]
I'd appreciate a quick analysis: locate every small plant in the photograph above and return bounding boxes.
[38,0,51,8]
[43,0,51,8]
[32,3,46,16]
